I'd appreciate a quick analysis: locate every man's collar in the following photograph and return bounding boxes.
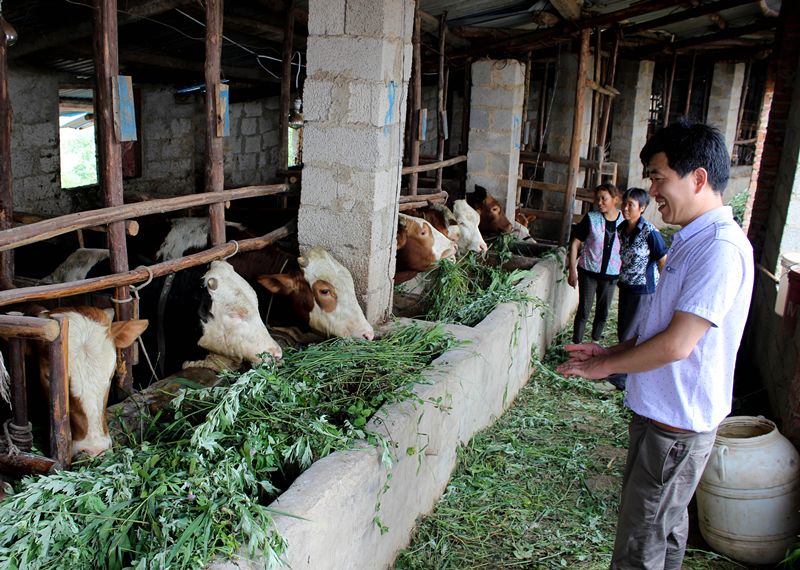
[673,206,733,244]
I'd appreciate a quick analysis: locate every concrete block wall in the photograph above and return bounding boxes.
[208,255,579,570]
[466,59,525,217]
[9,64,70,216]
[223,97,281,187]
[610,59,655,194]
[707,62,746,157]
[299,0,415,323]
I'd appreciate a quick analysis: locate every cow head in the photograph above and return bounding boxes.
[466,185,513,235]
[257,247,374,341]
[452,199,488,253]
[39,307,148,458]
[512,210,537,241]
[198,260,283,364]
[395,213,457,283]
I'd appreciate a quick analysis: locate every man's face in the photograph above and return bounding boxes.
[646,152,697,226]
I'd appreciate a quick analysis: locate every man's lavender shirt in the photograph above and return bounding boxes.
[625,206,754,432]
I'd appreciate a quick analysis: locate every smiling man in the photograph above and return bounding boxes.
[557,120,754,570]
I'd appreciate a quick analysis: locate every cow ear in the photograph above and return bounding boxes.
[258,273,296,295]
[110,319,149,348]
[396,226,408,249]
[474,185,487,200]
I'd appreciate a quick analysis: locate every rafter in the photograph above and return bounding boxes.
[549,0,582,22]
[624,0,754,34]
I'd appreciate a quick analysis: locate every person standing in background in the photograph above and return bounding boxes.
[567,183,624,344]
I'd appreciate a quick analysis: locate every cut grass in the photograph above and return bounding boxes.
[394,325,745,570]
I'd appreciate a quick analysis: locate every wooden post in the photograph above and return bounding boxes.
[684,51,697,117]
[205,0,225,245]
[663,52,677,127]
[279,0,295,172]
[408,7,422,196]
[561,29,590,245]
[584,27,602,189]
[734,60,751,160]
[461,59,471,194]
[8,338,28,448]
[521,51,532,151]
[47,314,71,469]
[537,61,549,150]
[93,0,133,397]
[597,28,619,156]
[0,28,13,285]
[435,13,447,192]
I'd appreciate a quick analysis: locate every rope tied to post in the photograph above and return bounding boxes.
[1,420,32,455]
[222,240,240,261]
[110,265,154,304]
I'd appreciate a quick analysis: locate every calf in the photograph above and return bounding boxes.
[466,185,514,236]
[512,210,537,242]
[407,200,488,254]
[35,306,148,458]
[395,213,456,283]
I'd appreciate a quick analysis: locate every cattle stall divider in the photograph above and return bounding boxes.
[0,185,292,476]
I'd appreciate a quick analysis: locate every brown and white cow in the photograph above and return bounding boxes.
[395,213,457,283]
[255,247,374,341]
[407,200,488,254]
[512,210,537,242]
[466,185,514,236]
[35,306,148,458]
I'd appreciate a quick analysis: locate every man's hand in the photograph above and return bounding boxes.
[557,354,612,380]
[567,267,578,288]
[557,343,612,380]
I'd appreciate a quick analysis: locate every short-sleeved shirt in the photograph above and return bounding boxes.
[573,211,623,279]
[625,206,753,433]
[617,217,668,294]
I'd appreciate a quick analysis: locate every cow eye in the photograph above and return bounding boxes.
[320,288,331,295]
[207,277,218,291]
[492,206,500,213]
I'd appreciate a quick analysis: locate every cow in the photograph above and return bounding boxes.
[254,247,375,341]
[512,210,537,242]
[33,306,148,458]
[395,213,457,283]
[406,200,488,254]
[466,185,514,236]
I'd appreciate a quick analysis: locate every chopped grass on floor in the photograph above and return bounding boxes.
[394,327,745,570]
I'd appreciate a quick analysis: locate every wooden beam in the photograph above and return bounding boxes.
[408,7,422,196]
[279,0,295,172]
[585,79,619,97]
[0,452,57,476]
[549,0,582,21]
[0,184,288,252]
[205,0,225,246]
[419,10,470,49]
[663,52,677,127]
[526,208,583,223]
[684,51,697,116]
[435,13,447,192]
[597,29,620,154]
[8,338,28,444]
[625,0,756,34]
[401,155,466,175]
[0,314,61,342]
[47,314,71,469]
[518,179,594,202]
[0,221,296,307]
[0,27,13,286]
[561,29,590,245]
[12,0,194,59]
[648,20,776,54]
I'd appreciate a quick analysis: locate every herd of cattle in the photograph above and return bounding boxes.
[6,187,535,459]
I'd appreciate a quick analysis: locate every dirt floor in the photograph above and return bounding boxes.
[394,302,758,569]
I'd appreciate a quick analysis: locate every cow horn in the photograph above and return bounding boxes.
[207,277,218,291]
[297,256,308,268]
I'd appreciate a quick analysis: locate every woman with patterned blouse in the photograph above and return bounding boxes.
[617,187,668,344]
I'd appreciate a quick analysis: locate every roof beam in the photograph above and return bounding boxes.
[549,0,582,22]
[650,19,776,53]
[11,0,194,59]
[625,0,755,34]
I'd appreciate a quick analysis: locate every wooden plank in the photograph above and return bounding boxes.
[399,191,448,204]
[526,208,582,223]
[0,184,288,252]
[562,29,590,245]
[520,151,603,169]
[517,179,594,201]
[113,75,137,142]
[0,221,296,307]
[585,79,619,97]
[215,84,230,137]
[205,0,225,247]
[402,155,466,175]
[47,314,71,469]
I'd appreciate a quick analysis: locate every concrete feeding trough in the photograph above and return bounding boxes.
[210,253,578,569]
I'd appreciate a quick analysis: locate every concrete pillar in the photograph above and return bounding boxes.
[707,61,746,156]
[466,59,525,218]
[299,0,414,323]
[610,59,655,193]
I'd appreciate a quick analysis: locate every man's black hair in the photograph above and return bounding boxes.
[639,119,730,194]
[623,187,650,209]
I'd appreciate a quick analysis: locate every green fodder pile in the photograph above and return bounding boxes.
[394,336,745,570]
[0,324,457,570]
[421,238,546,327]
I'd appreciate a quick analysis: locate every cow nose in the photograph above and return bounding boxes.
[478,242,488,253]
[360,329,375,341]
[269,347,283,361]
